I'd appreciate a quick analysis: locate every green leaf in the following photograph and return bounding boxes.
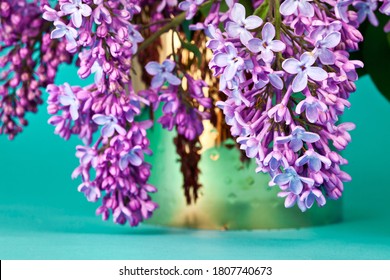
[179,38,203,68]
[361,13,390,102]
[253,0,270,20]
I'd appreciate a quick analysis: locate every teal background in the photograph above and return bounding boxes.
[0,68,389,259]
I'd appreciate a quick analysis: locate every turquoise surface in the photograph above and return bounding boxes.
[0,73,390,259]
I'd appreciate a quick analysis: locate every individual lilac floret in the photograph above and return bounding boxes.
[300,188,326,209]
[335,0,353,22]
[50,21,78,51]
[58,83,80,121]
[354,0,379,26]
[282,52,328,92]
[296,96,327,123]
[280,0,314,18]
[61,0,92,28]
[264,151,289,171]
[247,23,286,63]
[272,167,314,194]
[78,182,100,202]
[226,3,263,45]
[295,150,332,172]
[214,43,244,81]
[145,60,181,88]
[314,31,341,65]
[119,146,143,170]
[92,114,126,138]
[275,126,320,152]
[178,0,205,20]
[76,146,98,168]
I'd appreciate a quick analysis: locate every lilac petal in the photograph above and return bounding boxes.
[282,58,300,74]
[226,22,242,38]
[308,157,321,172]
[261,49,274,63]
[178,1,190,10]
[307,67,327,81]
[300,52,315,66]
[224,63,238,81]
[296,154,309,166]
[59,95,74,106]
[128,153,143,166]
[244,15,263,30]
[162,59,176,72]
[239,30,253,45]
[300,176,315,186]
[51,28,66,39]
[290,138,303,152]
[72,11,83,28]
[284,193,297,208]
[80,4,92,17]
[319,49,336,65]
[301,132,320,143]
[306,105,319,123]
[164,73,181,85]
[119,157,128,171]
[269,74,284,90]
[145,62,161,75]
[92,114,109,125]
[151,74,164,88]
[298,0,314,17]
[214,53,229,67]
[290,178,303,194]
[292,72,308,92]
[322,32,341,48]
[269,40,286,52]
[69,105,79,121]
[61,3,77,14]
[114,124,127,136]
[101,124,115,138]
[295,99,306,114]
[318,154,332,167]
[306,193,315,208]
[273,173,291,185]
[247,38,262,53]
[280,0,298,16]
[368,10,379,26]
[230,3,245,23]
[269,157,280,171]
[262,23,275,41]
[338,122,356,131]
[275,135,292,144]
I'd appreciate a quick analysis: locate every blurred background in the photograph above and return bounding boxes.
[0,64,389,259]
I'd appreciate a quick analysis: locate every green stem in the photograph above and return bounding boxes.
[273,0,281,40]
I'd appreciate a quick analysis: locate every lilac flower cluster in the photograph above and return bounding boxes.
[44,0,159,226]
[0,0,71,139]
[2,0,389,226]
[207,1,373,211]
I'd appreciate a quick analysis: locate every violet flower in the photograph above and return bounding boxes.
[280,0,315,17]
[179,0,205,20]
[92,114,126,138]
[119,146,143,170]
[145,60,181,88]
[296,96,328,123]
[60,0,92,28]
[275,126,320,152]
[295,150,332,172]
[272,167,315,195]
[226,3,263,45]
[247,23,286,63]
[282,52,328,92]
[58,83,80,121]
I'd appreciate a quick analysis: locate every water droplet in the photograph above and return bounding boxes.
[227,193,237,204]
[210,151,220,161]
